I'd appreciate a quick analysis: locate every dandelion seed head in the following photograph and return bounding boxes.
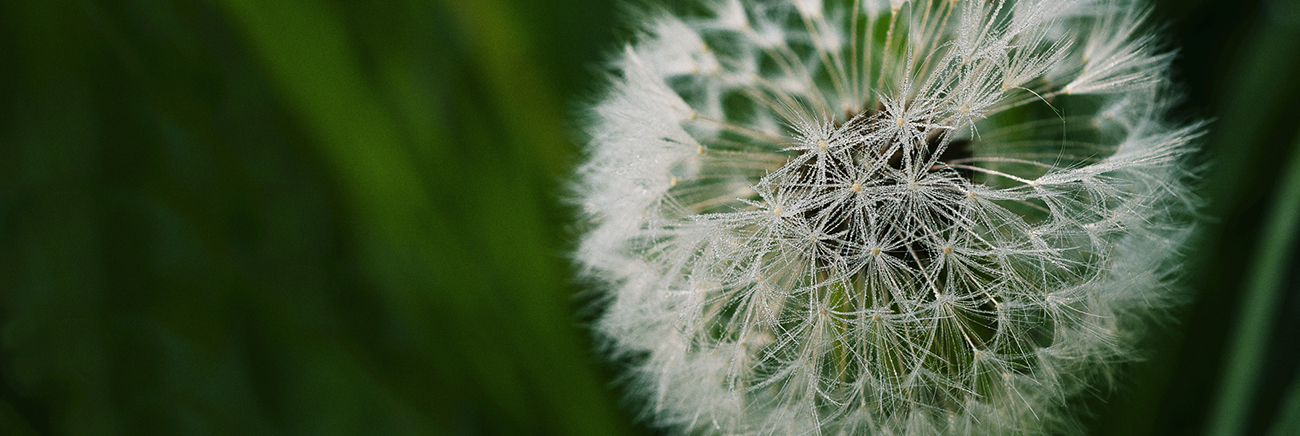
[573,0,1201,435]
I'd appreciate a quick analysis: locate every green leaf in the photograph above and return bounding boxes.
[1206,126,1300,436]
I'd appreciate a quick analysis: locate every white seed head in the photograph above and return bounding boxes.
[573,0,1201,435]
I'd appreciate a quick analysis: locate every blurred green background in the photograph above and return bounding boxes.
[0,0,1297,435]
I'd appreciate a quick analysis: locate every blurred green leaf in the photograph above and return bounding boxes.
[214,0,631,434]
[1268,368,1300,436]
[1198,1,1300,435]
[1207,125,1300,436]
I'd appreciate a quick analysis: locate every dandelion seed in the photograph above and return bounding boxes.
[573,0,1201,435]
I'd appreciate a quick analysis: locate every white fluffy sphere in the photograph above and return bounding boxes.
[573,1,1201,434]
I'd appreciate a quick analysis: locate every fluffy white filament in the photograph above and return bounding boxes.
[573,0,1201,434]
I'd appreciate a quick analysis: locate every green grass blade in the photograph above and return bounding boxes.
[1206,127,1300,436]
[1268,369,1300,436]
[213,1,631,434]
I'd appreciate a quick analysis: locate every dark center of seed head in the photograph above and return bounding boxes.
[795,107,974,273]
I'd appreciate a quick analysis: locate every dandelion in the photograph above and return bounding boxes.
[572,0,1201,434]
